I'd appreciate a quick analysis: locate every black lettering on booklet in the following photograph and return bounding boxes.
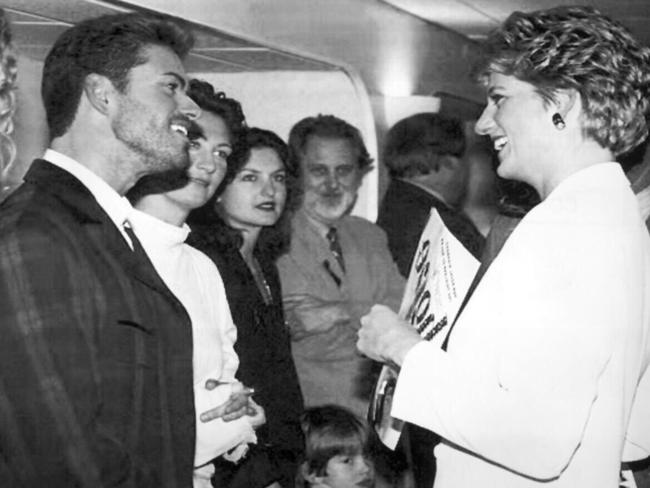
[405,238,449,341]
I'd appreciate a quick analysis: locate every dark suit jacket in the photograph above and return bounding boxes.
[189,220,304,488]
[0,160,195,487]
[377,179,485,276]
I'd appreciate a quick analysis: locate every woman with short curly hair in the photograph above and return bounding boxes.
[357,6,650,487]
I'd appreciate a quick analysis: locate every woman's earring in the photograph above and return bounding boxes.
[552,113,566,130]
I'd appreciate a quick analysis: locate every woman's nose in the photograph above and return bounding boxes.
[475,105,494,136]
[195,152,217,173]
[261,179,276,196]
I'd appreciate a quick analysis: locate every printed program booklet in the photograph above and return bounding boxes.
[368,209,480,449]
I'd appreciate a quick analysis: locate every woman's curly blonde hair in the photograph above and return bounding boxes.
[476,6,650,156]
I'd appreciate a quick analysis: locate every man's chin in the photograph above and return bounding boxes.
[309,204,349,224]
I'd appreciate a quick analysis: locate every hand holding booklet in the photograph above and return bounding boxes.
[368,209,480,448]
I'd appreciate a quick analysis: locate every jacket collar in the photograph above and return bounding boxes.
[24,160,184,300]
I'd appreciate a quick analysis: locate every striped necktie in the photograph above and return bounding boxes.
[326,226,345,272]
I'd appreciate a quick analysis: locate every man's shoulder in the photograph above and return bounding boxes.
[1,179,83,235]
[339,214,388,242]
[340,213,376,229]
[379,180,444,221]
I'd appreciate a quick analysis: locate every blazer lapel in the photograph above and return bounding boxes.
[25,160,179,299]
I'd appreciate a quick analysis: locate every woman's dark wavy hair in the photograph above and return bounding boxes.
[188,127,301,260]
[475,6,650,156]
[187,78,246,140]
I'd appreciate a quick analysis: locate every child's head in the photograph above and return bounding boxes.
[299,405,375,488]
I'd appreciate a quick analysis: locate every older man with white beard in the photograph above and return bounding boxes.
[277,114,404,418]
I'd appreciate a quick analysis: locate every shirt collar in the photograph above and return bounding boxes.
[43,148,134,231]
[129,208,191,246]
[400,178,451,207]
[299,208,337,240]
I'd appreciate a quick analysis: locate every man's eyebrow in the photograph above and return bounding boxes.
[163,72,187,90]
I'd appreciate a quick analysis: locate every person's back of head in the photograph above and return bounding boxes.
[299,404,375,488]
[383,112,465,179]
[41,12,194,141]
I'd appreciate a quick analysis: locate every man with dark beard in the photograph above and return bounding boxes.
[0,13,202,487]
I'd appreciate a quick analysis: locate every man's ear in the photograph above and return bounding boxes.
[83,73,114,115]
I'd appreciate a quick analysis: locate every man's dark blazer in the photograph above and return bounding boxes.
[377,178,485,488]
[377,178,485,276]
[0,160,195,487]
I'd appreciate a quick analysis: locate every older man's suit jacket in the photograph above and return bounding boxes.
[0,160,195,487]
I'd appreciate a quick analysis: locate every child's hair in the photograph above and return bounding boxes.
[299,404,370,479]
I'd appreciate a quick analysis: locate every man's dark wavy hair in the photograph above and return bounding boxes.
[383,113,466,179]
[475,6,650,156]
[42,12,194,139]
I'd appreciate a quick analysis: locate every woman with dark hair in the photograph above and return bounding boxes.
[188,127,304,488]
[358,6,650,487]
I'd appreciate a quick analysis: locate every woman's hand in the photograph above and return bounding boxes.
[357,304,422,367]
[199,381,255,423]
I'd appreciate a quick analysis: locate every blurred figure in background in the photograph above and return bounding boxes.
[377,113,484,277]
[460,136,499,237]
[189,126,305,487]
[0,7,18,201]
[278,114,404,418]
[277,114,407,487]
[378,113,489,488]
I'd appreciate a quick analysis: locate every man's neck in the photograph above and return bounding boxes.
[51,136,141,196]
[301,208,338,238]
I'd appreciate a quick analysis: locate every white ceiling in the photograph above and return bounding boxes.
[382,0,650,46]
[3,0,340,72]
[6,0,648,102]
